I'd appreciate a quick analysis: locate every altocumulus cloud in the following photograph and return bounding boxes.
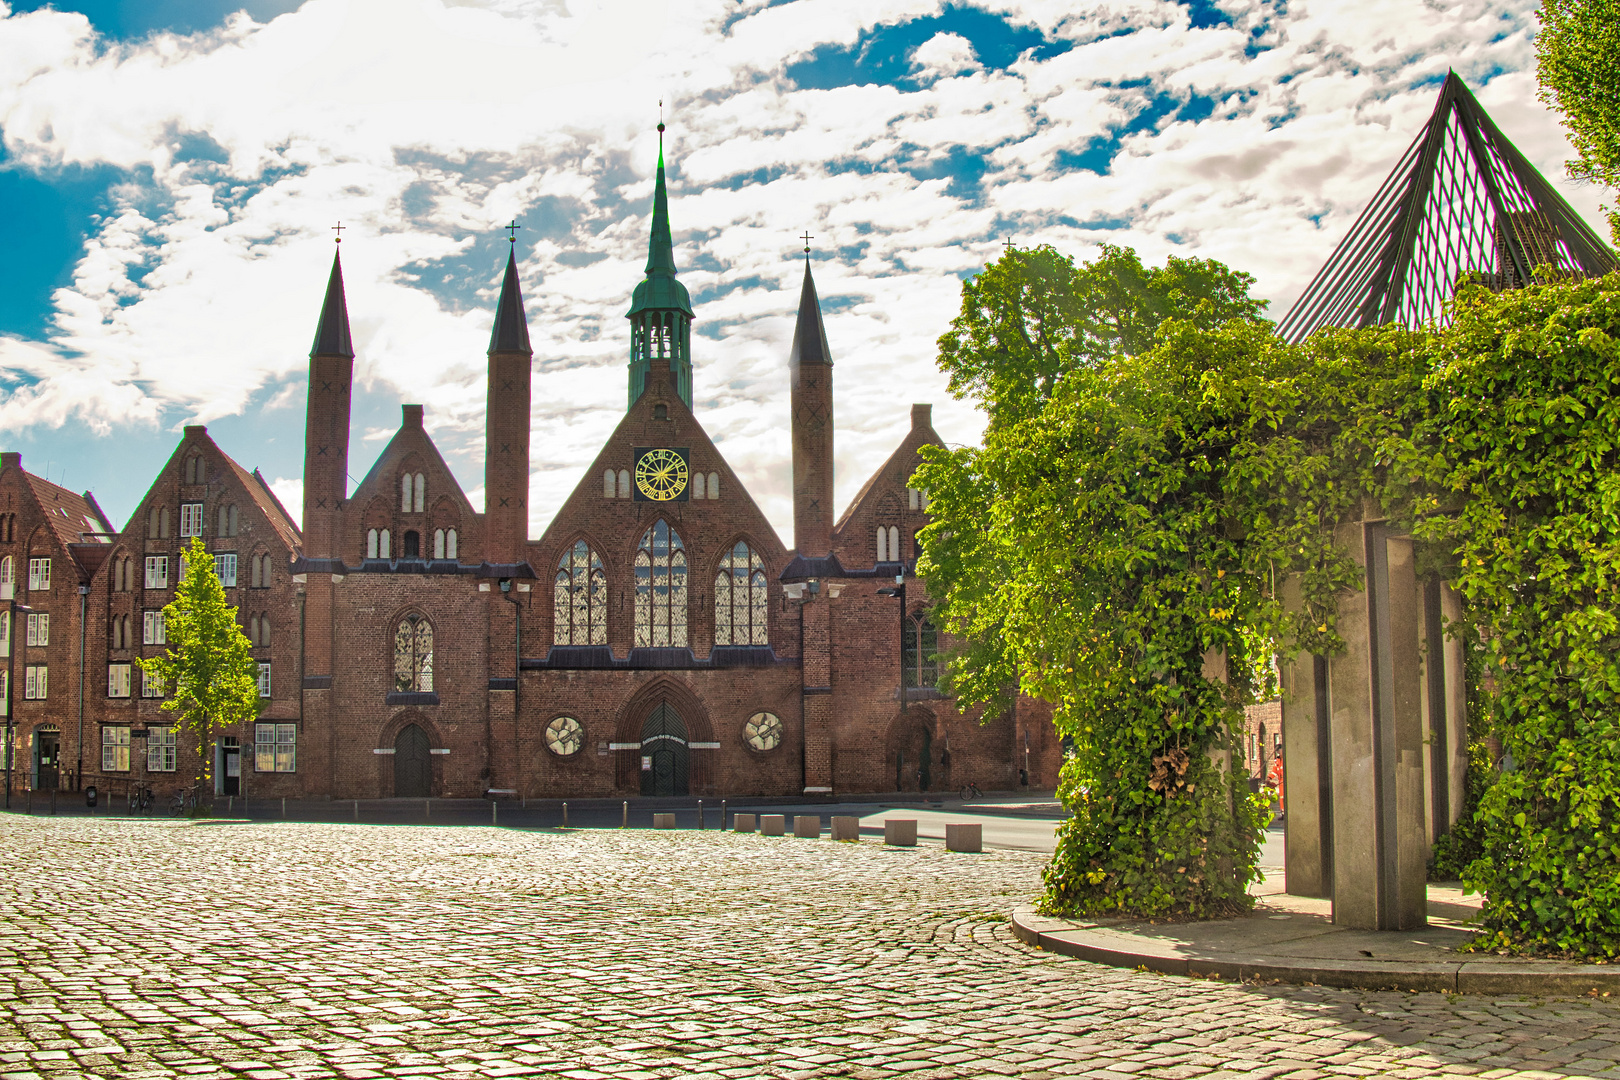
[0,0,1602,537]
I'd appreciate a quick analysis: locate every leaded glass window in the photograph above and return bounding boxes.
[714,541,768,646]
[634,520,687,648]
[394,614,433,692]
[554,541,607,646]
[902,614,939,689]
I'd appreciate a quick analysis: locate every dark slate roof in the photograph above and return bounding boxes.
[779,553,847,582]
[290,557,537,580]
[789,261,832,367]
[488,248,533,354]
[310,249,354,359]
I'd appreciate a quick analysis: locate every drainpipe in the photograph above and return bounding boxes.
[76,584,88,791]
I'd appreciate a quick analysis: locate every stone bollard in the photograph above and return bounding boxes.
[759,814,786,837]
[653,813,677,829]
[734,813,756,833]
[945,823,983,853]
[562,801,569,829]
[884,819,918,847]
[793,815,820,839]
[831,815,860,842]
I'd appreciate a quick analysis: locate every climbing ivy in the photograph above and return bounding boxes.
[1409,272,1620,956]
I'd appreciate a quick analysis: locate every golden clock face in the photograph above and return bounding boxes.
[634,448,689,501]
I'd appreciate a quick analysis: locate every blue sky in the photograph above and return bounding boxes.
[0,0,1600,540]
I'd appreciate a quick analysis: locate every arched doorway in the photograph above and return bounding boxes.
[889,713,935,792]
[394,724,431,797]
[640,702,688,797]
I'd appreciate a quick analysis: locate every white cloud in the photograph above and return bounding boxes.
[0,0,1605,542]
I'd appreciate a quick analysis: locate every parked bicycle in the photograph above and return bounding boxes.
[959,781,983,801]
[169,785,200,817]
[127,783,154,814]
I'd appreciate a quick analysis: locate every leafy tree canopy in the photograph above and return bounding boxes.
[935,244,1266,429]
[1537,0,1620,243]
[138,536,262,795]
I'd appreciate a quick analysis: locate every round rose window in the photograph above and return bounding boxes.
[545,715,584,757]
[744,711,782,752]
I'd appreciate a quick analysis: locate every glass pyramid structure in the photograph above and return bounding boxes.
[1279,71,1618,344]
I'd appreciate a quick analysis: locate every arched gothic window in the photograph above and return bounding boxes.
[0,555,12,600]
[603,469,616,498]
[634,520,687,648]
[394,614,433,692]
[184,456,200,484]
[401,473,425,512]
[447,529,458,559]
[692,473,705,500]
[617,469,630,499]
[554,541,607,646]
[902,613,939,690]
[217,504,238,537]
[708,472,720,499]
[367,529,392,560]
[714,542,768,646]
[876,525,901,563]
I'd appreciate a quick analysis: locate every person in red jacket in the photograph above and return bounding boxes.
[1266,747,1285,816]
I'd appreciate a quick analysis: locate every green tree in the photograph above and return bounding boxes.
[137,536,262,801]
[1536,0,1620,244]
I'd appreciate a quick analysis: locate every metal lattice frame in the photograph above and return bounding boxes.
[1279,72,1619,344]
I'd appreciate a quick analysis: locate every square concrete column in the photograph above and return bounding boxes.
[1279,574,1332,899]
[884,819,917,846]
[830,815,860,841]
[759,814,786,836]
[1327,520,1428,931]
[793,815,821,838]
[1419,576,1470,843]
[733,813,756,833]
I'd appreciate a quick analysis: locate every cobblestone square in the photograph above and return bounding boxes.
[3,817,1619,1080]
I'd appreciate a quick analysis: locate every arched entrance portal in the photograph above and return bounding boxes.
[640,702,689,797]
[394,724,431,797]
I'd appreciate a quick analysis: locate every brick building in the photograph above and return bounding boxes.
[3,140,1061,802]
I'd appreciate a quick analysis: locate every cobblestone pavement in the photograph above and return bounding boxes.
[3,817,1619,1080]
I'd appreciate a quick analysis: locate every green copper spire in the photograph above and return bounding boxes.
[627,121,694,409]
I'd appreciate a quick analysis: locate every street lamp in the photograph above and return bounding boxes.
[5,601,34,811]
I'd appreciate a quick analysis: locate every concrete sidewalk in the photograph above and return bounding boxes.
[1013,877,1620,994]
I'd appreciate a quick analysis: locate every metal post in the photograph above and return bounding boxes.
[562,801,568,829]
[622,800,628,828]
[281,796,286,819]
[697,799,703,830]
[721,799,727,831]
[425,798,430,820]
[492,800,497,826]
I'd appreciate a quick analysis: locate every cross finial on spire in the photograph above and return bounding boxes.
[657,98,665,135]
[801,230,813,259]
[332,221,345,244]
[1003,235,1014,253]
[505,220,521,244]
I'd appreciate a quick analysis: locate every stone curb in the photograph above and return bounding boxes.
[1010,905,1620,995]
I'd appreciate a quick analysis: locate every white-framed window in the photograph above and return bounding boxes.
[256,723,297,773]
[141,668,164,698]
[0,613,9,657]
[214,553,237,587]
[25,612,48,647]
[101,726,130,771]
[107,663,132,699]
[24,665,47,700]
[144,556,169,590]
[180,502,203,537]
[257,662,272,699]
[143,610,166,646]
[0,554,12,599]
[27,557,50,592]
[0,672,7,716]
[147,726,177,772]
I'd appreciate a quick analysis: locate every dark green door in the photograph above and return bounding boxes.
[394,724,431,798]
[640,702,688,797]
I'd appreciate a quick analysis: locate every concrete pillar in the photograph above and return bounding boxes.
[1419,576,1470,843]
[1327,520,1428,931]
[1279,606,1332,900]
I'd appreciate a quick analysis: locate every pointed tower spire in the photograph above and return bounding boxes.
[489,247,533,355]
[627,118,695,409]
[790,256,835,558]
[310,249,354,358]
[485,240,534,566]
